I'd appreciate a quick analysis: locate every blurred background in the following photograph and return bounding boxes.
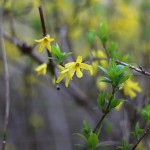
[0,0,150,150]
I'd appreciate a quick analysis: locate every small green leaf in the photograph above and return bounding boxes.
[97,93,105,107]
[74,133,88,142]
[51,44,62,58]
[83,120,92,137]
[98,66,108,74]
[117,65,129,76]
[100,77,112,84]
[117,74,131,85]
[110,99,122,109]
[98,22,108,44]
[87,30,96,44]
[88,133,99,149]
[108,59,116,70]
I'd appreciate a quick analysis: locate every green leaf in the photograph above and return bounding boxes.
[87,30,96,44]
[98,22,108,44]
[51,44,62,58]
[62,52,72,57]
[117,74,131,85]
[87,133,99,149]
[135,122,140,131]
[83,120,92,137]
[108,59,116,70]
[98,66,108,74]
[74,133,88,142]
[110,99,122,109]
[97,93,105,107]
[100,77,112,84]
[117,65,130,76]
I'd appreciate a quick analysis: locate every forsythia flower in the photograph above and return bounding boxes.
[122,79,141,99]
[56,56,93,87]
[65,56,93,78]
[35,34,54,52]
[34,63,47,76]
[56,65,72,87]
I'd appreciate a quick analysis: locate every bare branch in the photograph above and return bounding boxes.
[115,60,150,76]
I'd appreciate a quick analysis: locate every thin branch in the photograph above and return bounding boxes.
[131,125,150,150]
[100,38,150,76]
[88,56,150,76]
[38,5,56,77]
[0,9,10,150]
[93,87,116,133]
[4,33,44,64]
[116,60,150,76]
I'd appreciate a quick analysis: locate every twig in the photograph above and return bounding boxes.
[89,56,150,76]
[131,125,150,150]
[93,87,116,133]
[4,34,44,64]
[115,60,150,76]
[100,38,150,76]
[38,5,56,78]
[0,9,10,150]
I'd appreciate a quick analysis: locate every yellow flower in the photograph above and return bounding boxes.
[35,34,54,52]
[34,63,47,76]
[56,65,72,87]
[56,56,93,87]
[115,102,123,111]
[96,77,107,91]
[65,56,93,78]
[122,79,141,99]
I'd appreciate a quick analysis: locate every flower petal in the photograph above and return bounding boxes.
[80,63,93,75]
[61,68,69,74]
[65,75,71,87]
[56,74,66,83]
[76,56,82,63]
[39,43,45,52]
[35,38,44,42]
[68,68,75,79]
[49,38,54,42]
[46,43,52,52]
[76,67,83,78]
[58,65,65,71]
[65,62,75,68]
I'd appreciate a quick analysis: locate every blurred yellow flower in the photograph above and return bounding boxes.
[56,65,72,87]
[34,63,47,76]
[35,34,54,52]
[92,50,108,74]
[122,79,141,99]
[110,1,139,40]
[96,77,107,91]
[115,102,123,111]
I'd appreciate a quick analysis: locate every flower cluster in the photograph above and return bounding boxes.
[34,34,93,87]
[34,34,54,76]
